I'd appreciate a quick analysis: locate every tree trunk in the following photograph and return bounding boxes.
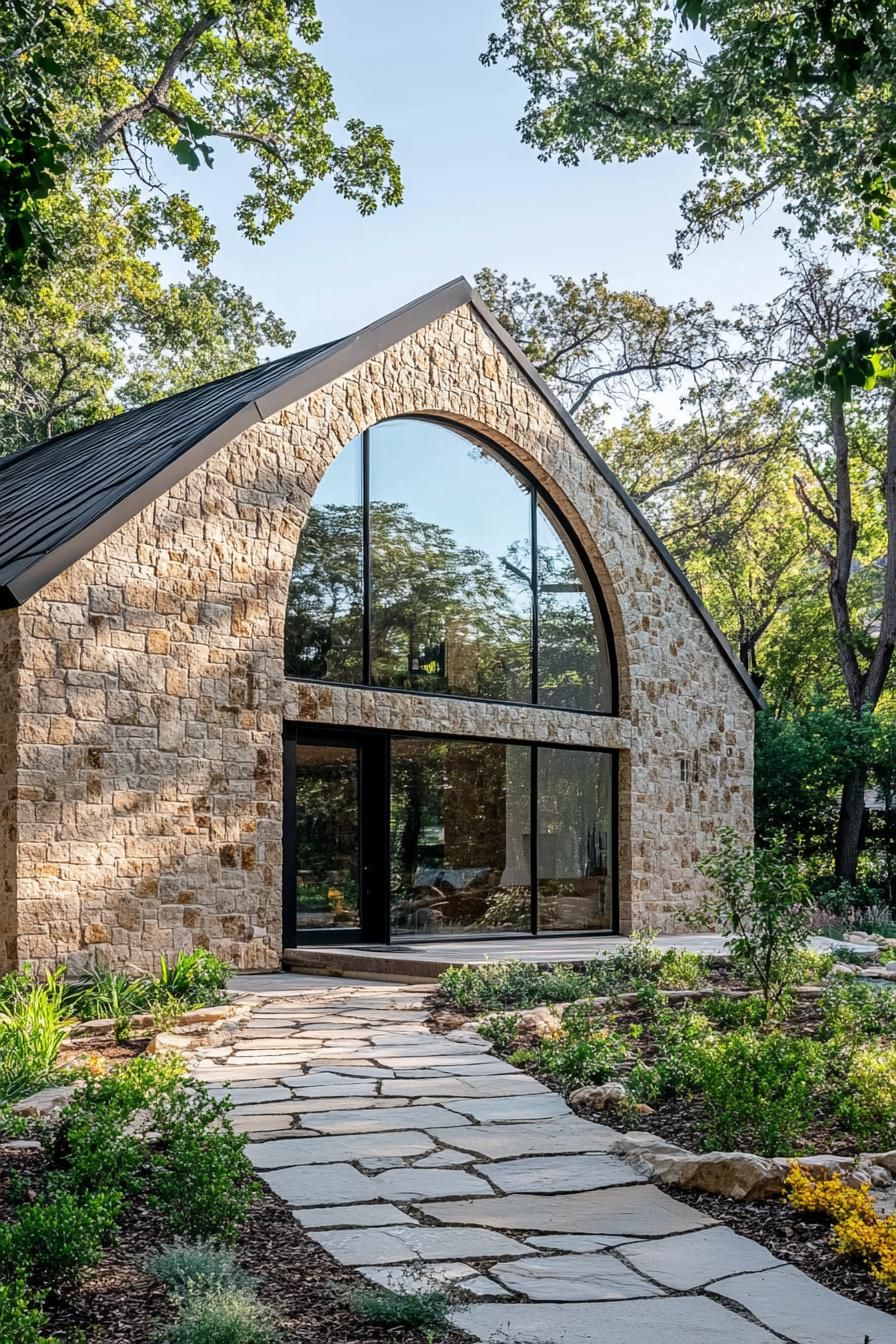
[835,766,867,884]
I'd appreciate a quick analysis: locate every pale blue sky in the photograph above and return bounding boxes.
[160,2,789,349]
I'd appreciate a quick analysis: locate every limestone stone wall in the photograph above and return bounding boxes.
[5,303,754,971]
[0,607,18,967]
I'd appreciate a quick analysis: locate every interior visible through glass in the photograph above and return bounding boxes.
[537,747,613,931]
[294,743,361,932]
[537,500,612,713]
[389,737,532,938]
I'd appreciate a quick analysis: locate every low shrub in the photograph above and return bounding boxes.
[820,978,896,1041]
[786,1164,896,1293]
[535,1002,629,1090]
[153,950,231,1009]
[655,948,708,990]
[694,1028,826,1155]
[165,1286,276,1344]
[348,1283,452,1330]
[149,1243,254,1298]
[0,1277,57,1344]
[477,1012,521,1052]
[0,1190,121,1288]
[791,948,835,983]
[438,961,588,1012]
[149,1081,259,1242]
[700,993,767,1029]
[833,1042,896,1149]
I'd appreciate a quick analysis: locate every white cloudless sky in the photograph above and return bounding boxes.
[161,1,792,350]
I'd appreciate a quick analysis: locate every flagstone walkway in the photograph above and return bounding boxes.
[191,978,896,1344]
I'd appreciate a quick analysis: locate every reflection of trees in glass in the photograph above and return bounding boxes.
[286,503,364,682]
[295,752,359,918]
[370,501,530,699]
[537,537,605,711]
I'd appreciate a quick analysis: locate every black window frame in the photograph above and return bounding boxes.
[285,414,619,717]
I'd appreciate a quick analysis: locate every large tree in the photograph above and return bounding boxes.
[482,0,896,261]
[0,0,403,454]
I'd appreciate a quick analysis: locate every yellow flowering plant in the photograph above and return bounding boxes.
[785,1163,896,1293]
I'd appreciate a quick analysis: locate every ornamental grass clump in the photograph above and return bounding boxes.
[786,1164,896,1294]
[0,968,73,1104]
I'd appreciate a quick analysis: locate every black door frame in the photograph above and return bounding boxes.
[283,721,620,949]
[282,723,389,946]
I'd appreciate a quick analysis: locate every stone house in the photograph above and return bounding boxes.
[0,279,760,972]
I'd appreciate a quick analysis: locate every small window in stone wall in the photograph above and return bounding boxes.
[284,417,616,713]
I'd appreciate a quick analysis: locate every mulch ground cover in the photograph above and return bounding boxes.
[1,1141,466,1344]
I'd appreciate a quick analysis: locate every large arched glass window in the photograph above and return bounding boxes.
[285,418,614,712]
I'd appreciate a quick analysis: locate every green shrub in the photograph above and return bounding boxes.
[0,1190,121,1288]
[0,1277,57,1344]
[820,977,896,1041]
[0,969,72,1104]
[697,830,813,1016]
[438,961,588,1012]
[694,1028,826,1155]
[348,1283,452,1330]
[56,1054,185,1196]
[656,948,708,990]
[149,1243,253,1298]
[150,1082,258,1242]
[700,993,767,1029]
[477,1012,521,1052]
[832,1041,896,1148]
[152,950,231,1009]
[165,1287,275,1344]
[641,997,712,1097]
[536,1001,628,1090]
[791,948,835,983]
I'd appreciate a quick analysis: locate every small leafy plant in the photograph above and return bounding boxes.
[348,1282,452,1330]
[536,1001,629,1090]
[0,1276,57,1344]
[0,1190,121,1288]
[698,829,813,1015]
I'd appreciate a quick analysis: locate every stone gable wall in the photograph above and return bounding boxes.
[5,305,754,971]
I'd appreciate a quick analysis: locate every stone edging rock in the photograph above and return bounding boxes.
[610,1130,896,1201]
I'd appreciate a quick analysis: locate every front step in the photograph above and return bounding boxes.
[282,945,444,984]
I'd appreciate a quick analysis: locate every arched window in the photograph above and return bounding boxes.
[285,418,614,712]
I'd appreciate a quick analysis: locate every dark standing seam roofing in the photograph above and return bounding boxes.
[0,341,336,595]
[0,275,763,708]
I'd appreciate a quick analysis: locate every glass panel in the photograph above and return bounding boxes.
[537,748,613,931]
[537,500,612,711]
[285,435,364,681]
[369,421,533,700]
[294,743,361,931]
[389,737,532,938]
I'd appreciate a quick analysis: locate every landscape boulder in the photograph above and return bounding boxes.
[570,1082,626,1110]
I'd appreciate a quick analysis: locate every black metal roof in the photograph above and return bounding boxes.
[0,276,763,707]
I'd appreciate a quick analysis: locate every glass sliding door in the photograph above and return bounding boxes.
[537,748,614,931]
[389,737,532,938]
[284,725,616,946]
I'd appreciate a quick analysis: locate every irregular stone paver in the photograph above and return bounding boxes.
[298,1104,471,1134]
[417,1186,715,1236]
[621,1226,782,1290]
[414,1148,478,1167]
[308,1224,534,1266]
[426,1118,618,1158]
[200,979,896,1344]
[452,1298,781,1343]
[380,1073,547,1098]
[368,1167,493,1201]
[246,1132,435,1168]
[294,1204,415,1228]
[357,1262,510,1298]
[710,1266,896,1344]
[263,1163,378,1206]
[438,1093,570,1122]
[525,1234,636,1251]
[490,1252,666,1301]
[481,1153,646,1193]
